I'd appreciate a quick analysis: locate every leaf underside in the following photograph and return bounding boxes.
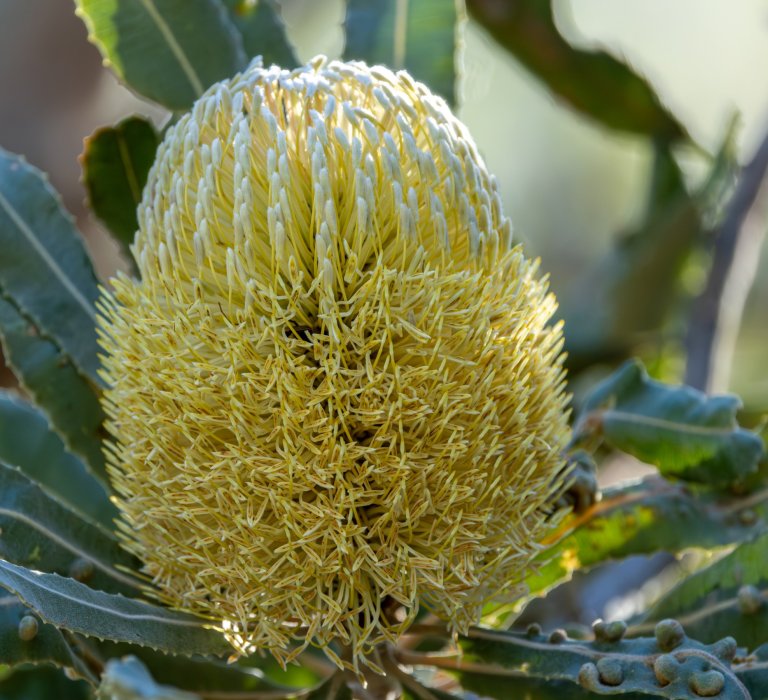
[574,359,764,487]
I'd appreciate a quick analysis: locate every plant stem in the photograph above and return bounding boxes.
[685,125,768,392]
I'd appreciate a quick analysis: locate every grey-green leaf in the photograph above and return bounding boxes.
[0,462,139,595]
[82,117,159,255]
[639,531,768,649]
[0,295,107,485]
[0,559,230,656]
[418,626,749,699]
[222,0,297,67]
[74,0,247,111]
[0,149,101,382]
[98,656,199,700]
[574,359,764,487]
[0,596,94,679]
[343,0,462,106]
[0,391,114,527]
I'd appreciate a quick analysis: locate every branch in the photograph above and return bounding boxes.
[685,125,768,391]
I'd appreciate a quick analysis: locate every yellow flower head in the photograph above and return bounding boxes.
[98,56,570,667]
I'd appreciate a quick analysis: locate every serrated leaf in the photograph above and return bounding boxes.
[0,596,94,679]
[409,626,748,699]
[99,656,199,700]
[222,0,297,67]
[75,0,247,111]
[343,0,461,106]
[0,391,114,527]
[527,476,766,597]
[573,360,764,487]
[0,462,139,595]
[0,559,230,656]
[0,149,101,383]
[466,0,686,140]
[82,117,159,254]
[639,531,768,649]
[0,296,106,484]
[0,666,92,700]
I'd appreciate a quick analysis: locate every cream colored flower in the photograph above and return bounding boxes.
[98,56,570,668]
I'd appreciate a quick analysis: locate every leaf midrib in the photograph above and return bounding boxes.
[116,130,143,204]
[602,409,737,438]
[0,506,139,590]
[393,0,409,68]
[0,559,213,631]
[0,186,96,321]
[138,0,205,97]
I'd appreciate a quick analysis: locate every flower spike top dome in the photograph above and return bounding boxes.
[98,56,570,667]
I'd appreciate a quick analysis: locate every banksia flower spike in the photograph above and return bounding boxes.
[97,56,570,668]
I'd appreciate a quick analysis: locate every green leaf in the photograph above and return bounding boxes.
[638,532,768,650]
[0,391,114,527]
[74,0,247,111]
[0,666,92,700]
[0,596,94,679]
[527,476,767,597]
[404,625,749,699]
[573,360,764,487]
[221,0,297,67]
[98,656,199,700]
[0,462,139,595]
[0,296,107,485]
[0,559,230,656]
[466,0,686,140]
[343,0,462,106]
[0,149,101,382]
[82,117,159,254]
